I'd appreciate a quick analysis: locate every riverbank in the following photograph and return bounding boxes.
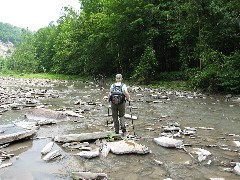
[0,71,190,91]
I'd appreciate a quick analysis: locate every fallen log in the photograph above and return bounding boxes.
[54,131,114,143]
[0,129,36,145]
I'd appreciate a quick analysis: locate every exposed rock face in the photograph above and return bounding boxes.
[0,41,14,58]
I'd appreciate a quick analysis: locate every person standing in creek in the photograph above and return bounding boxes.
[109,74,131,135]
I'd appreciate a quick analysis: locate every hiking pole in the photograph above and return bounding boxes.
[107,104,111,126]
[129,101,135,136]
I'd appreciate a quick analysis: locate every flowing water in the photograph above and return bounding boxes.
[0,77,239,180]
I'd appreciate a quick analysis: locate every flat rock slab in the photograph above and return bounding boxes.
[108,140,150,154]
[0,125,36,145]
[154,136,183,148]
[72,171,108,180]
[54,131,114,143]
[25,108,69,125]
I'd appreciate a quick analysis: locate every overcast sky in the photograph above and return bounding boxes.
[0,0,80,31]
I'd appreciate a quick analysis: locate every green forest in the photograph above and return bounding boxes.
[0,22,30,43]
[1,0,240,93]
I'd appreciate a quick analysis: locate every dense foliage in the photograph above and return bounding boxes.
[2,0,240,93]
[0,22,31,44]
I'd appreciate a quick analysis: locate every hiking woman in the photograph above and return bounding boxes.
[109,74,130,134]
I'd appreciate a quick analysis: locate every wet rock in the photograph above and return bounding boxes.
[182,128,196,136]
[234,163,240,175]
[108,140,150,154]
[0,161,12,169]
[100,144,111,157]
[25,108,69,125]
[233,141,240,147]
[163,126,181,132]
[124,114,137,120]
[64,110,84,118]
[72,171,108,180]
[197,127,214,130]
[192,148,211,162]
[14,121,39,130]
[75,148,100,158]
[62,142,90,149]
[43,150,61,161]
[10,103,22,110]
[153,159,164,165]
[41,141,54,155]
[0,127,36,145]
[145,127,155,131]
[154,136,183,148]
[54,131,114,143]
[24,100,38,107]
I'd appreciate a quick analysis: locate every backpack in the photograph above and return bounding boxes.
[110,83,125,104]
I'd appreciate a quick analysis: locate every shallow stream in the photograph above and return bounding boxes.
[0,77,239,180]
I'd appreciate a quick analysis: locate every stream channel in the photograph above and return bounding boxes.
[0,76,239,180]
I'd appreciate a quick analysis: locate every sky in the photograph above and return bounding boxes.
[0,0,80,31]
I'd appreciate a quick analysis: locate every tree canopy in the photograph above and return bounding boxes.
[2,0,240,93]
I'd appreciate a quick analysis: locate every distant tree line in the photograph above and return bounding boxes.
[0,22,31,44]
[2,0,240,93]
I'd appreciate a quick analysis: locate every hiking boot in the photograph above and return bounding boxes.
[122,128,126,133]
[121,130,128,138]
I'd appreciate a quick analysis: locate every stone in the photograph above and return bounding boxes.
[234,163,240,176]
[54,131,114,143]
[72,171,108,180]
[75,148,100,158]
[154,136,183,148]
[64,110,84,118]
[233,141,240,147]
[124,114,137,120]
[192,148,211,162]
[41,141,54,155]
[43,150,61,161]
[108,140,150,154]
[0,128,36,145]
[25,108,69,125]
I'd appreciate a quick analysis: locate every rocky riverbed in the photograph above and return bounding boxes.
[0,76,240,180]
